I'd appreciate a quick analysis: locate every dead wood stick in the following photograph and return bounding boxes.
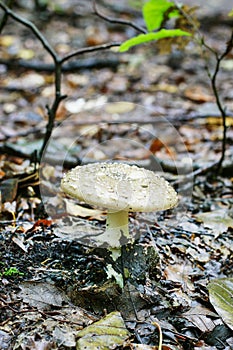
[0,57,122,72]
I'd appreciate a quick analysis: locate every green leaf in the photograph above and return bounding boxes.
[119,29,191,52]
[228,8,233,16]
[143,0,179,31]
[208,278,233,330]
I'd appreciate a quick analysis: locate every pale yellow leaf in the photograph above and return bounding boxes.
[64,198,105,220]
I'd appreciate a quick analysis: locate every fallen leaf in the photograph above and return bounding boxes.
[182,306,218,332]
[186,246,210,263]
[17,48,35,60]
[206,116,233,127]
[151,83,178,93]
[53,325,76,347]
[164,261,195,291]
[76,311,130,350]
[64,198,105,220]
[105,102,135,114]
[126,344,158,349]
[195,210,233,237]
[0,35,15,46]
[12,236,28,253]
[0,169,6,179]
[19,281,69,310]
[16,336,54,350]
[221,59,233,71]
[184,85,214,103]
[107,75,128,93]
[0,330,12,349]
[208,278,233,331]
[0,178,18,202]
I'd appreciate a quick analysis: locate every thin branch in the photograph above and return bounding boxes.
[61,41,122,64]
[93,0,147,34]
[0,1,57,62]
[0,0,13,32]
[173,0,232,173]
[0,0,60,160]
[210,30,233,172]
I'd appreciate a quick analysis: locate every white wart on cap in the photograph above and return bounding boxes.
[61,162,178,249]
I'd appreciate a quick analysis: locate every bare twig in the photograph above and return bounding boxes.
[60,42,121,64]
[0,1,121,160]
[0,0,14,32]
[0,1,57,60]
[173,1,232,173]
[207,31,233,172]
[93,0,147,34]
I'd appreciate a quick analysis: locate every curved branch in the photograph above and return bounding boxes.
[211,30,233,172]
[61,41,122,64]
[0,1,57,62]
[0,0,14,32]
[93,0,146,34]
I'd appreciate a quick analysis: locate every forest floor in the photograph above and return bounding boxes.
[0,1,233,349]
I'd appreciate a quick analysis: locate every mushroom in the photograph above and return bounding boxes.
[61,162,178,259]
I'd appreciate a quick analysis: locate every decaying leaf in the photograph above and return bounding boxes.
[76,311,130,350]
[186,246,210,262]
[0,330,12,349]
[104,101,135,114]
[164,260,195,291]
[184,85,214,103]
[208,278,233,331]
[0,178,18,202]
[195,210,233,237]
[182,306,219,332]
[19,281,69,310]
[53,325,76,347]
[14,335,54,350]
[126,344,158,349]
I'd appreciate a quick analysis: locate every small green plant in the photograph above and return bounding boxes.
[119,0,192,52]
[0,266,24,277]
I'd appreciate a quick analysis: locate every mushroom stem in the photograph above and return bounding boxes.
[104,210,129,261]
[105,210,129,245]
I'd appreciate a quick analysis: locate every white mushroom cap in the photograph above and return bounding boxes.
[61,162,178,212]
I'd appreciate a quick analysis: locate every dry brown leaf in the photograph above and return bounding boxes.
[195,209,233,237]
[164,261,195,291]
[184,86,214,103]
[182,306,219,332]
[19,281,69,310]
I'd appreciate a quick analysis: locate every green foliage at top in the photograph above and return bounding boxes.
[143,0,179,31]
[119,0,192,52]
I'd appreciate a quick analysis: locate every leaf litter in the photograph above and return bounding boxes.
[0,0,233,349]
